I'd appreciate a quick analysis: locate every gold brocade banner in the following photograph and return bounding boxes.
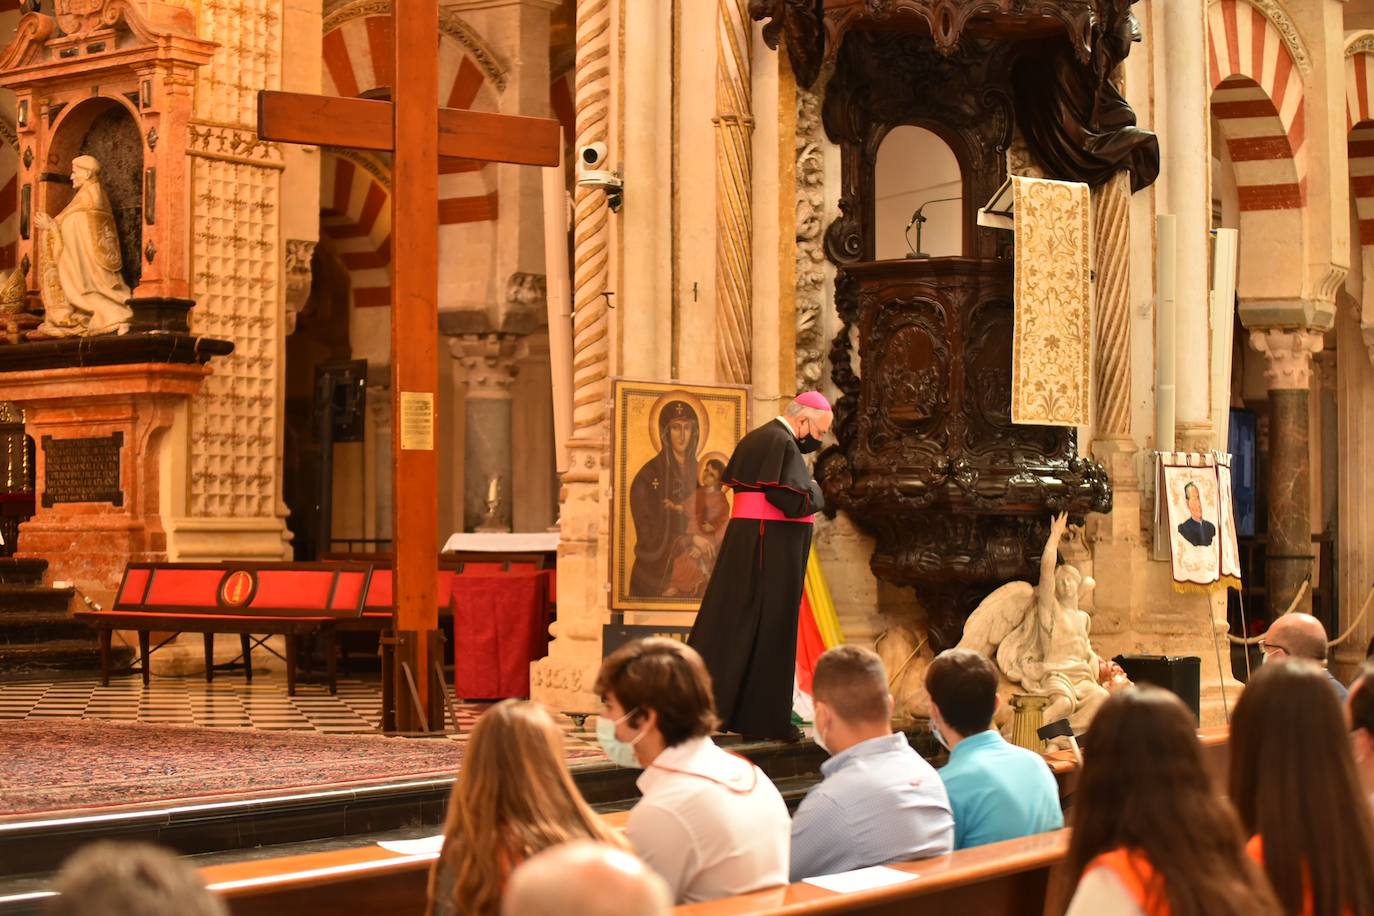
[1155,452,1243,593]
[1011,175,1093,428]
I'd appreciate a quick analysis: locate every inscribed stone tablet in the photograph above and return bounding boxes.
[41,432,123,507]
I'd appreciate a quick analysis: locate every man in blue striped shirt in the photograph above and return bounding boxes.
[789,646,954,881]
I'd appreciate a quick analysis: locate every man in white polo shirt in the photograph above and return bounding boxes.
[594,638,790,904]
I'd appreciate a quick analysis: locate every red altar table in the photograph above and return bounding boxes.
[450,568,554,699]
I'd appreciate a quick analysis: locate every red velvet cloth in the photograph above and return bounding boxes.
[450,569,553,699]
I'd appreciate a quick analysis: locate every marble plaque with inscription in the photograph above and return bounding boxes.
[41,432,123,507]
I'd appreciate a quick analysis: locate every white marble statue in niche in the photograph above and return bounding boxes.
[958,512,1129,732]
[35,155,134,338]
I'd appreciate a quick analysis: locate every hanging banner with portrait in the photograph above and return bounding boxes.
[611,379,750,612]
[1154,451,1242,592]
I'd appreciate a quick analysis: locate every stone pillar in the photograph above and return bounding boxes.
[531,0,616,711]
[1251,328,1323,619]
[1335,292,1374,680]
[1159,0,1211,448]
[1081,168,1140,641]
[365,381,393,544]
[452,334,525,532]
[714,0,752,384]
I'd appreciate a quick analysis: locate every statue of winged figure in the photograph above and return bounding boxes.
[958,512,1127,732]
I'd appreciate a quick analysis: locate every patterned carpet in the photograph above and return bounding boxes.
[0,717,604,820]
[0,673,422,733]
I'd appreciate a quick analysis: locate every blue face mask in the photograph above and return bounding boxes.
[597,708,646,768]
[930,719,950,751]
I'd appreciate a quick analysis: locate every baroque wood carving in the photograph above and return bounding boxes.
[805,27,1111,651]
[821,31,1013,266]
[750,0,1101,89]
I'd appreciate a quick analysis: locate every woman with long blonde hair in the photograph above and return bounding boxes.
[426,700,625,916]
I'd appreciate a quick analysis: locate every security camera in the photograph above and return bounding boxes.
[576,142,624,212]
[580,142,608,169]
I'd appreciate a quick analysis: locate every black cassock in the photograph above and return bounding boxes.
[688,419,823,739]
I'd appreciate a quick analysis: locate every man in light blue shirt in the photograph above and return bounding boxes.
[926,649,1063,850]
[790,646,954,881]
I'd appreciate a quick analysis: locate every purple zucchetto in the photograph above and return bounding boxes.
[793,391,832,412]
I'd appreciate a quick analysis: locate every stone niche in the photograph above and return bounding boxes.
[0,1,229,602]
[0,0,215,309]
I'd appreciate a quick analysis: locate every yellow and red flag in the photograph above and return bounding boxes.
[793,546,845,724]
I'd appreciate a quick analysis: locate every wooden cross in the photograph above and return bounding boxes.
[257,2,560,733]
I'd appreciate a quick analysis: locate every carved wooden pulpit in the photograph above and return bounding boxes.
[752,0,1158,649]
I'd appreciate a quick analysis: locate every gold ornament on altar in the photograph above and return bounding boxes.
[33,156,133,339]
[0,264,38,345]
[475,476,508,533]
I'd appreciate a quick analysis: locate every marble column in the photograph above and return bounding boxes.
[1250,328,1323,619]
[451,334,527,532]
[1160,0,1212,448]
[365,381,393,544]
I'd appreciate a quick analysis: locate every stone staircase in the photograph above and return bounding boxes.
[0,558,132,676]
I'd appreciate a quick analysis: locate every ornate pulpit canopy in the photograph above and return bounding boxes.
[753,0,1155,649]
[752,0,1114,88]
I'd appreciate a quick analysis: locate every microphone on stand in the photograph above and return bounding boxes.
[904,195,962,259]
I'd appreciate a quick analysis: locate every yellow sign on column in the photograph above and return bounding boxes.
[399,391,434,451]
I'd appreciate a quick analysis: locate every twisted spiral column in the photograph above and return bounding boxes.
[714,0,753,384]
[570,0,612,463]
[1092,170,1132,438]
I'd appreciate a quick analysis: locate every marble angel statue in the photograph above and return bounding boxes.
[34,155,133,338]
[957,512,1128,732]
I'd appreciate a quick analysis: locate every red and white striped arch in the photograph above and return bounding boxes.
[320,13,503,310]
[320,154,391,309]
[1208,0,1306,211]
[1346,48,1374,251]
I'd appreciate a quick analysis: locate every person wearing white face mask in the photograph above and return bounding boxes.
[926,649,1063,850]
[789,646,952,881]
[593,637,790,904]
[1348,662,1374,806]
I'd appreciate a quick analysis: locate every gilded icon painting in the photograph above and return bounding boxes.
[611,379,750,612]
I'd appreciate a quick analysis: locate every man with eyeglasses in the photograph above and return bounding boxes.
[1260,612,1348,700]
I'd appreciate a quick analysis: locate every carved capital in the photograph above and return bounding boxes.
[501,272,547,334]
[450,333,527,399]
[283,239,314,335]
[1249,328,1324,390]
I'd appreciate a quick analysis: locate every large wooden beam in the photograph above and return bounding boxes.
[257,91,561,167]
[390,0,441,732]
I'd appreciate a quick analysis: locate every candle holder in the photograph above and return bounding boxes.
[475,475,509,533]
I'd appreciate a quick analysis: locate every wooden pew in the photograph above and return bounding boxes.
[202,728,1229,916]
[676,831,1068,916]
[202,821,1065,916]
[201,813,631,915]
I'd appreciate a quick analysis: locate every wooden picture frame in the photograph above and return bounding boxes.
[610,379,750,612]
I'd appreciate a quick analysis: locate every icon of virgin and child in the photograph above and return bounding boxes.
[628,397,731,598]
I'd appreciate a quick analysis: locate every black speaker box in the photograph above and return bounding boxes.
[1113,654,1202,725]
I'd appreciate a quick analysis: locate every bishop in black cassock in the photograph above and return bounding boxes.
[688,392,833,740]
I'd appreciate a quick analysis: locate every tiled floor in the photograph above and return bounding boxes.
[0,673,601,747]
